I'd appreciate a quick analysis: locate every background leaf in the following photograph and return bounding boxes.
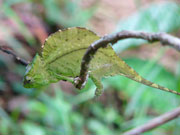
[113,2,180,52]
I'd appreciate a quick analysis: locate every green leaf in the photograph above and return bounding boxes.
[43,0,96,27]
[21,122,46,135]
[113,2,180,52]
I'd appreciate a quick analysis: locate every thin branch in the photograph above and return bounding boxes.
[75,30,180,89]
[123,106,180,135]
[0,46,29,66]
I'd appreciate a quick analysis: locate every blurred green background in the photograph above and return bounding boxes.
[0,0,180,135]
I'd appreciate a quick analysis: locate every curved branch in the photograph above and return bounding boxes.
[75,30,180,89]
[123,106,180,135]
[0,46,29,66]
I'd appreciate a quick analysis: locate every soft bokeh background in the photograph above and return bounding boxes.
[0,0,180,135]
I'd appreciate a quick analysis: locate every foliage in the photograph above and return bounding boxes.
[0,1,180,135]
[114,2,180,52]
